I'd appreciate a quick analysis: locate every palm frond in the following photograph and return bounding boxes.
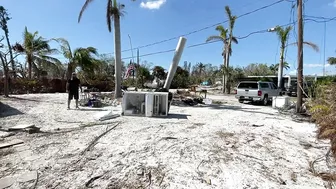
[275,26,292,45]
[288,41,319,52]
[206,36,225,43]
[215,25,226,33]
[53,38,73,59]
[106,0,113,32]
[231,36,238,44]
[303,41,319,52]
[38,55,62,64]
[78,0,95,23]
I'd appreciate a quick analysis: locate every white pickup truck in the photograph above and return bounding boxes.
[234,81,281,105]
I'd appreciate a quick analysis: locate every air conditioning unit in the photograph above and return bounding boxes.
[122,91,169,117]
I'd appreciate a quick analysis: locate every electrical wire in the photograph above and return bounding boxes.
[284,1,295,61]
[112,0,288,54]
[120,15,336,61]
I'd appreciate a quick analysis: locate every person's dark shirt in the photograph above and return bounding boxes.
[67,78,80,92]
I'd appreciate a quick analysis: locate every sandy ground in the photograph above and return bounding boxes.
[0,93,330,189]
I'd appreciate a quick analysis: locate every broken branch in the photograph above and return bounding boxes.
[81,122,120,155]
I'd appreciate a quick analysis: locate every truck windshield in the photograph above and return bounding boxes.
[238,82,258,89]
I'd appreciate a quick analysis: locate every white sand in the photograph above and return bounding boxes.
[0,93,329,189]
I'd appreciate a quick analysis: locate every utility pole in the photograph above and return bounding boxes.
[323,22,326,76]
[296,0,303,113]
[136,49,139,87]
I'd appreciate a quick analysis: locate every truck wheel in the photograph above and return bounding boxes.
[239,100,244,103]
[262,95,268,106]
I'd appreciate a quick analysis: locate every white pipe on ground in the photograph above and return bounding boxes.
[163,37,187,90]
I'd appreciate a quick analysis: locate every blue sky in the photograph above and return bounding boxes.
[1,0,336,76]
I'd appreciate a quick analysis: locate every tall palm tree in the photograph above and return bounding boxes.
[206,25,237,93]
[0,6,15,78]
[274,26,291,88]
[55,38,99,80]
[13,27,61,79]
[224,6,238,94]
[274,26,319,88]
[78,0,132,98]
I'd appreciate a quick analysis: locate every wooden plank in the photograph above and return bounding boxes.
[8,124,35,131]
[0,139,24,149]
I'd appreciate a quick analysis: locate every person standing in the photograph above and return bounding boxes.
[66,72,82,109]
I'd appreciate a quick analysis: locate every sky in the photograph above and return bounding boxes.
[1,0,336,76]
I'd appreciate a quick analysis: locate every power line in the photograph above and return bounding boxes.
[120,14,336,61]
[121,21,295,60]
[304,16,336,23]
[113,0,288,54]
[236,22,295,40]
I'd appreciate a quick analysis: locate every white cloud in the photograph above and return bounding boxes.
[328,0,336,7]
[140,0,166,9]
[289,70,297,75]
[304,64,330,68]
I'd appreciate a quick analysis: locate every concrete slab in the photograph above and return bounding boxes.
[0,176,14,189]
[17,171,37,183]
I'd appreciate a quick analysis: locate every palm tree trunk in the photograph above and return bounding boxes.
[27,57,32,79]
[225,43,231,94]
[0,53,9,97]
[222,55,227,93]
[66,63,73,80]
[4,33,16,78]
[278,46,284,89]
[114,15,122,98]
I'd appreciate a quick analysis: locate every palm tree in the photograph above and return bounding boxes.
[274,26,291,88]
[13,27,61,79]
[274,26,319,88]
[0,6,15,78]
[78,0,133,98]
[206,25,237,93]
[270,62,290,74]
[327,57,336,65]
[224,6,238,94]
[55,38,99,80]
[196,62,206,76]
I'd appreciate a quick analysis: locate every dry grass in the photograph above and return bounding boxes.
[309,83,336,157]
[309,83,336,187]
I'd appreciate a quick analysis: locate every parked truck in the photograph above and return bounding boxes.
[235,81,281,105]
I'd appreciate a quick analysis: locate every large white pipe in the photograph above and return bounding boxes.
[163,37,187,90]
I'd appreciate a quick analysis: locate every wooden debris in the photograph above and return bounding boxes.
[0,139,24,149]
[85,174,104,187]
[32,171,39,189]
[251,124,264,127]
[1,124,40,134]
[80,121,118,128]
[159,173,165,186]
[160,137,178,141]
[238,153,263,161]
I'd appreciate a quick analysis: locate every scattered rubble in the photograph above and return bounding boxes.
[0,93,330,188]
